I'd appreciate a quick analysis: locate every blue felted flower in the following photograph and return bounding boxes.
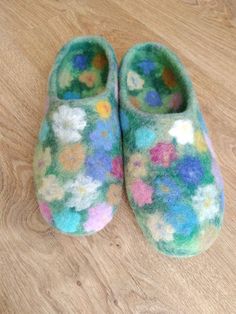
[138,60,155,75]
[120,110,129,131]
[39,120,49,142]
[73,54,88,70]
[177,156,204,186]
[145,90,162,107]
[63,91,81,100]
[135,126,156,149]
[53,209,81,233]
[155,177,180,204]
[85,151,112,181]
[90,119,115,151]
[164,204,198,236]
[198,111,208,133]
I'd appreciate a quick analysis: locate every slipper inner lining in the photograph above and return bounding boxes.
[125,46,187,114]
[56,42,109,100]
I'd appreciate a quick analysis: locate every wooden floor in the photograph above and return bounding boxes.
[0,0,236,313]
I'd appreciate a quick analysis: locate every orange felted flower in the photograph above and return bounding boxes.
[59,143,85,171]
[93,54,107,69]
[107,184,122,206]
[129,96,140,109]
[79,71,97,88]
[162,68,176,88]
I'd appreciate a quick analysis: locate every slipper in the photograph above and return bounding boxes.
[33,36,123,235]
[119,43,224,257]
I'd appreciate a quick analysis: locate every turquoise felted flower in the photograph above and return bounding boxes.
[33,36,123,236]
[119,42,224,257]
[135,126,156,149]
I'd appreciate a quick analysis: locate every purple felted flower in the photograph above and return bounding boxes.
[145,90,162,107]
[204,132,216,159]
[73,54,88,70]
[85,151,112,182]
[177,156,204,186]
[212,159,224,190]
[138,60,155,75]
[89,119,115,151]
[84,203,113,233]
[155,177,181,204]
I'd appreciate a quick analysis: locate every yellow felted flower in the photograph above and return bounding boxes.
[34,146,51,178]
[38,175,64,202]
[147,213,174,242]
[58,69,73,89]
[96,100,111,119]
[198,225,219,252]
[195,130,207,152]
[127,153,147,178]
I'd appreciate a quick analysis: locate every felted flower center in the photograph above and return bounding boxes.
[38,160,45,168]
[160,184,169,193]
[134,161,141,167]
[101,131,108,137]
[176,214,185,223]
[63,121,70,129]
[204,197,212,208]
[77,186,86,194]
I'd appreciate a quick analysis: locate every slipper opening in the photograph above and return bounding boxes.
[56,41,109,100]
[124,44,188,114]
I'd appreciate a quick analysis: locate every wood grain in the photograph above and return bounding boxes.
[0,0,236,313]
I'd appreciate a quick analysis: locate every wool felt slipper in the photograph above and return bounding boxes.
[33,36,123,235]
[119,43,224,257]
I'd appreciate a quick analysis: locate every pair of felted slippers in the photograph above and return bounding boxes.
[34,36,224,257]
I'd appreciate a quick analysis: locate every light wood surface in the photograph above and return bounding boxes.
[0,1,236,313]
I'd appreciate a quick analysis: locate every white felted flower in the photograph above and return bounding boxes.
[192,184,220,222]
[168,119,194,145]
[38,175,64,202]
[65,174,102,211]
[52,105,86,144]
[147,213,174,242]
[127,70,144,91]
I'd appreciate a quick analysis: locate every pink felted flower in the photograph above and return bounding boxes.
[169,93,183,110]
[84,203,113,233]
[39,202,52,223]
[131,179,154,207]
[111,156,123,180]
[150,142,177,167]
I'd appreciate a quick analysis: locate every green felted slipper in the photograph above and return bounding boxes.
[119,43,224,257]
[33,36,123,235]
